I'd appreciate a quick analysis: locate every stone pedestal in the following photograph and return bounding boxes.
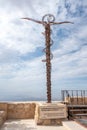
[35,102,67,125]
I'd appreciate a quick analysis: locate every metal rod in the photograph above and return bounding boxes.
[45,23,51,102]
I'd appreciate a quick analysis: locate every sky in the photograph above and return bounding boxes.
[0,0,87,101]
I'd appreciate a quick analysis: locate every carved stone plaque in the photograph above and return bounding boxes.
[39,103,67,119]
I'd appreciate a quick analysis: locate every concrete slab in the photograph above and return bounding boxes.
[63,121,87,130]
[1,119,66,130]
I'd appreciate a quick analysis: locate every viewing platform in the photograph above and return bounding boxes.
[0,100,87,130]
[0,90,87,129]
[1,119,87,130]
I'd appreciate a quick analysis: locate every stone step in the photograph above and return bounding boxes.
[68,105,87,108]
[63,121,87,130]
[70,109,87,112]
[74,114,87,116]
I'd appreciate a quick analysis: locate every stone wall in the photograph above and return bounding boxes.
[7,102,36,119]
[0,102,36,119]
[65,97,87,105]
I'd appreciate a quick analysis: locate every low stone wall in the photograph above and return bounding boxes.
[65,97,87,105]
[0,102,36,119]
[7,102,36,119]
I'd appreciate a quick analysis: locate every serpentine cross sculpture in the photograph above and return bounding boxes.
[22,14,73,103]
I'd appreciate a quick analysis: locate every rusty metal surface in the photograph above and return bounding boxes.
[22,14,73,103]
[41,14,55,103]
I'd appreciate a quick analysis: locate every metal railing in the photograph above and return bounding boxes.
[61,90,87,105]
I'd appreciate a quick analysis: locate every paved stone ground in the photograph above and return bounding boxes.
[63,121,87,130]
[1,119,66,130]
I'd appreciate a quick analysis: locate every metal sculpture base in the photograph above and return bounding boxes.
[34,102,67,125]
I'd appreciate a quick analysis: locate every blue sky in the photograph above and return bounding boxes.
[0,0,87,101]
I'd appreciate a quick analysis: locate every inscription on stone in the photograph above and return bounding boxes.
[39,105,67,119]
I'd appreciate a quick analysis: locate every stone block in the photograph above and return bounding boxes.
[35,103,67,125]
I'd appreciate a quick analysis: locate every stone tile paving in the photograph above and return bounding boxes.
[1,119,66,130]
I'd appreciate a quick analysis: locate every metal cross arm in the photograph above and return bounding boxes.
[22,14,73,103]
[21,17,43,24]
[52,21,74,25]
[21,17,74,25]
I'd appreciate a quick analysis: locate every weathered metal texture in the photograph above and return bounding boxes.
[42,14,55,103]
[22,14,73,103]
[44,23,51,103]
